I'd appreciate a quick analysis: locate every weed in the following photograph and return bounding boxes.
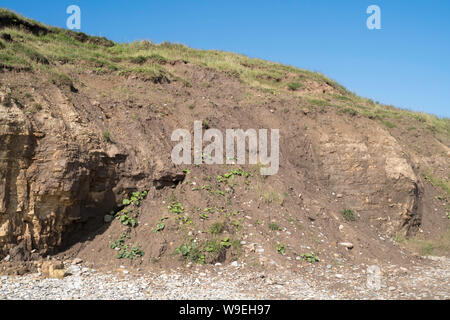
[116,245,145,259]
[115,209,138,227]
[210,222,225,235]
[153,217,168,233]
[341,209,356,222]
[287,82,303,91]
[301,253,319,263]
[167,201,184,214]
[276,243,286,255]
[175,241,206,264]
[110,233,144,259]
[123,190,148,206]
[103,131,111,142]
[220,237,232,248]
[269,222,280,231]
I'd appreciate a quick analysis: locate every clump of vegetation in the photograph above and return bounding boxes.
[109,191,148,258]
[103,131,111,142]
[153,217,168,233]
[110,232,144,259]
[175,241,206,265]
[301,253,319,263]
[341,209,356,222]
[217,167,252,183]
[116,245,145,260]
[114,190,148,227]
[210,222,225,235]
[276,243,286,255]
[287,82,303,91]
[261,190,284,205]
[175,236,235,265]
[269,222,280,231]
[167,201,185,214]
[123,191,148,206]
[115,209,138,227]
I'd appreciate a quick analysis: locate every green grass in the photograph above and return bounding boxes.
[269,222,280,231]
[341,209,357,222]
[287,82,303,91]
[209,222,225,235]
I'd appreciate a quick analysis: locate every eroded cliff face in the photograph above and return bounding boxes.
[0,60,447,265]
[0,85,181,258]
[0,91,119,256]
[316,123,423,236]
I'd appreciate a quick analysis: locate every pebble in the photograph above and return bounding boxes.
[0,258,448,300]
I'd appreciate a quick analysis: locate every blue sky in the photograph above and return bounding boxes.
[1,0,449,117]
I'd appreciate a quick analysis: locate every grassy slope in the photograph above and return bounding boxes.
[1,8,449,142]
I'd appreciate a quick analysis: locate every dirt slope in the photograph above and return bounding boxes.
[0,9,449,274]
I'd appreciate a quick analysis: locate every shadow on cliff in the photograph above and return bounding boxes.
[56,192,119,257]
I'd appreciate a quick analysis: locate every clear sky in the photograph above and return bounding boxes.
[1,0,449,117]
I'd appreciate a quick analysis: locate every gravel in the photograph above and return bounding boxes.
[1,257,449,300]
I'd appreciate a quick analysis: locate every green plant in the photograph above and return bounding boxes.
[301,253,319,263]
[153,217,168,233]
[168,201,184,214]
[122,190,148,206]
[177,215,193,225]
[103,131,111,142]
[220,237,232,248]
[116,245,145,259]
[175,241,205,264]
[276,243,286,255]
[110,233,144,259]
[231,219,243,230]
[115,209,138,227]
[210,222,225,235]
[287,82,303,91]
[341,209,356,222]
[269,222,280,231]
[110,232,130,249]
[199,212,209,220]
